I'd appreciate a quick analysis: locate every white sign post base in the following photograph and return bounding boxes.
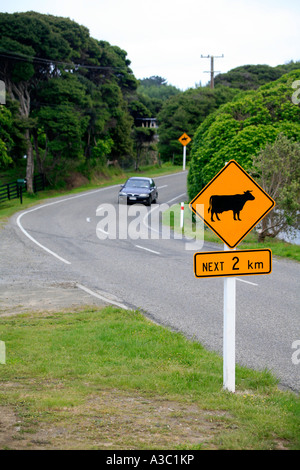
[223,244,236,392]
[180,202,184,229]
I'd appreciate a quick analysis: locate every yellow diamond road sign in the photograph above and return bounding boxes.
[178,133,191,146]
[189,160,275,249]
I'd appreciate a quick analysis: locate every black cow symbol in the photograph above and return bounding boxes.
[208,190,255,222]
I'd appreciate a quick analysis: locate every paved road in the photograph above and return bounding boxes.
[5,171,300,392]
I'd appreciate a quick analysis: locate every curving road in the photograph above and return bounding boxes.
[3,171,300,392]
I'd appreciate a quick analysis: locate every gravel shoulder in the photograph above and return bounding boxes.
[0,215,107,316]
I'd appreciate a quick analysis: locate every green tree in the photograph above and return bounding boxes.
[32,73,90,181]
[100,82,134,161]
[138,76,180,100]
[157,86,240,163]
[0,11,82,190]
[139,76,167,87]
[0,11,137,188]
[214,62,300,90]
[128,100,152,122]
[91,137,114,166]
[132,127,156,170]
[137,76,180,117]
[188,70,300,200]
[252,134,300,242]
[0,106,14,167]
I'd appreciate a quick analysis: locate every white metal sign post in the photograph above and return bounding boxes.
[223,245,236,392]
[190,160,275,394]
[183,145,186,171]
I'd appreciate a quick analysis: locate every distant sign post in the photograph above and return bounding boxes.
[189,160,275,393]
[178,133,191,171]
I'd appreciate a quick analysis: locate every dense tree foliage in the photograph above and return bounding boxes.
[0,11,137,189]
[132,127,156,170]
[158,63,300,165]
[188,70,300,202]
[138,76,180,101]
[137,76,180,116]
[157,86,240,163]
[252,134,300,241]
[214,62,300,90]
[0,96,26,167]
[0,106,13,166]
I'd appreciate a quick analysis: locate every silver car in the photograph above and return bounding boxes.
[118,177,158,206]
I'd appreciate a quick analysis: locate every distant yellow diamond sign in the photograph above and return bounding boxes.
[178,133,191,146]
[189,160,275,248]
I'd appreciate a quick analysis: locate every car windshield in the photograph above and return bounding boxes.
[125,179,150,189]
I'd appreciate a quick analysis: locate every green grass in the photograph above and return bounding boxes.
[0,307,299,450]
[163,203,300,262]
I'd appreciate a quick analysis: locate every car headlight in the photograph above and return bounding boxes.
[119,192,126,196]
[139,193,149,197]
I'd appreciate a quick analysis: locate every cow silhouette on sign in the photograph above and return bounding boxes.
[208,190,255,222]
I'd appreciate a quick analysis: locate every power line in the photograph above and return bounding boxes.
[0,50,130,73]
[201,54,224,89]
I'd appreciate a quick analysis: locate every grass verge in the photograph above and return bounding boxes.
[162,203,300,262]
[0,306,299,450]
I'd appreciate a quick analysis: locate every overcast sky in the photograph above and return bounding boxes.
[2,0,300,90]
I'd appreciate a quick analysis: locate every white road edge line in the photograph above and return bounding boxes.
[17,211,71,265]
[166,192,187,204]
[236,278,258,286]
[155,171,188,179]
[16,186,115,265]
[76,283,129,310]
[135,245,160,255]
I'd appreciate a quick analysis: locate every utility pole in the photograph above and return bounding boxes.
[201,54,224,89]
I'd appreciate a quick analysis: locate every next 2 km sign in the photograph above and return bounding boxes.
[189,160,275,249]
[194,249,272,278]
